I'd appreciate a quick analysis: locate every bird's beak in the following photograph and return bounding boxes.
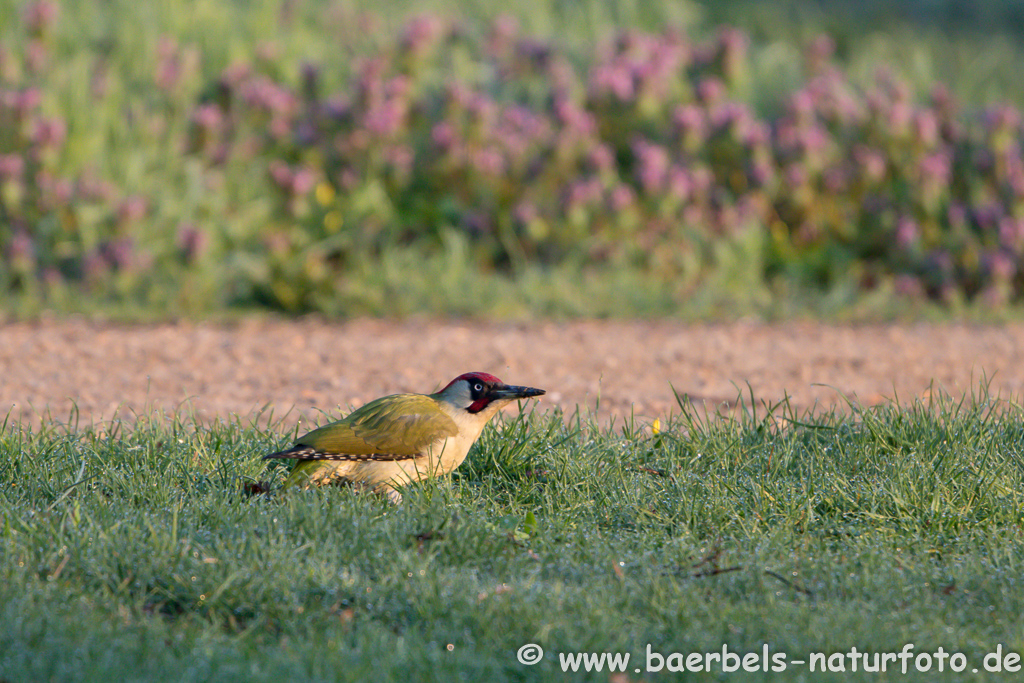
[490,384,545,400]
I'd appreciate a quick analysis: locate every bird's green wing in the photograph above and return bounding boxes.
[297,393,458,457]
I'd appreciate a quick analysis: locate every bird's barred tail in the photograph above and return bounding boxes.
[263,445,414,462]
[263,445,321,461]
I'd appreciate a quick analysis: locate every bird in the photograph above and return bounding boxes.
[263,372,545,502]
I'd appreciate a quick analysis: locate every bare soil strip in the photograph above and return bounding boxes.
[3,318,1022,428]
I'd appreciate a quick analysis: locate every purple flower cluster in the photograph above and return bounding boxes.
[768,67,1024,302]
[175,17,1024,308]
[5,10,1024,312]
[195,16,785,291]
[0,3,161,297]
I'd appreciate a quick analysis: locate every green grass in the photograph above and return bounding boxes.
[705,0,1024,110]
[3,388,1024,681]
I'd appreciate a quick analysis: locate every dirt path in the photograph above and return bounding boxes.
[2,318,1023,429]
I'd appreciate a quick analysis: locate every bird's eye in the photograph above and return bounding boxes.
[473,383,483,392]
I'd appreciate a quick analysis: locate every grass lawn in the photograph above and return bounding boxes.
[2,388,1024,681]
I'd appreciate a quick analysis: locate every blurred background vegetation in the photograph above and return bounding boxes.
[2,0,1024,319]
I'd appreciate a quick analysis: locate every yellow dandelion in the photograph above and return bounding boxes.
[315,181,335,207]
[324,210,343,233]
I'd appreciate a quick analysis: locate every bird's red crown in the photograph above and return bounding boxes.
[442,372,503,391]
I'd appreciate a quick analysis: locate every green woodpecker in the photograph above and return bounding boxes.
[263,372,545,502]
